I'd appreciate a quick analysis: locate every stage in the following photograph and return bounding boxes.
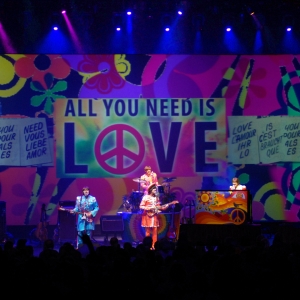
[3,216,300,249]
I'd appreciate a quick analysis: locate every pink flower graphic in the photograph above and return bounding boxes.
[78,55,127,94]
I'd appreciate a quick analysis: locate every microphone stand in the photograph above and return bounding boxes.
[185,199,195,224]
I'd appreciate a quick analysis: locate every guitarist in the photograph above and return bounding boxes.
[70,186,99,248]
[139,183,178,249]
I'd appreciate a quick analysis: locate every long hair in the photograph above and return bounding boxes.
[232,177,240,184]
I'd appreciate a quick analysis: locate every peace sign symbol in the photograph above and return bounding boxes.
[94,124,145,174]
[230,209,246,225]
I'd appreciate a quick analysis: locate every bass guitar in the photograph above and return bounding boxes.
[58,207,94,223]
[147,200,179,217]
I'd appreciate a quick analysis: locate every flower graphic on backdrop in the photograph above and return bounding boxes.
[77,54,130,94]
[14,54,71,90]
[197,191,213,210]
[30,75,67,114]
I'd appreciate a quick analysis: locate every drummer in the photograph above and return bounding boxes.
[140,166,158,195]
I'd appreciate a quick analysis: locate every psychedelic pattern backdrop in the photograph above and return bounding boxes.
[0,53,299,226]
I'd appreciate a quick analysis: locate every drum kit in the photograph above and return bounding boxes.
[161,177,177,194]
[124,177,177,212]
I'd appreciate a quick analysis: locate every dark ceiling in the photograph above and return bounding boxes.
[0,0,300,54]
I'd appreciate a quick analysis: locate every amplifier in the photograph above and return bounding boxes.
[59,200,75,208]
[100,215,124,232]
[57,209,77,242]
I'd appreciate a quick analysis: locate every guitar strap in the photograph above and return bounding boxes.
[78,195,93,220]
[80,195,88,211]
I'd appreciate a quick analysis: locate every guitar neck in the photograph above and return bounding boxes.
[59,207,89,215]
[59,207,94,222]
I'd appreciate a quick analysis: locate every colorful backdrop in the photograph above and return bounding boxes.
[0,53,299,226]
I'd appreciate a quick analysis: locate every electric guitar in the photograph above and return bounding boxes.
[58,207,94,223]
[146,200,179,217]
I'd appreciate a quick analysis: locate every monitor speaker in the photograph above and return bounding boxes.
[100,215,124,233]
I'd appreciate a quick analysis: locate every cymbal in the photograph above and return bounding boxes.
[133,178,146,183]
[162,177,177,183]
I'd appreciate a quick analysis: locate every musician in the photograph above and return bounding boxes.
[140,165,158,195]
[139,183,170,249]
[229,177,246,190]
[71,186,99,248]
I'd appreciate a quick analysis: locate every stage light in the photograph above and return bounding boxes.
[245,6,254,15]
[126,11,132,16]
[282,14,294,32]
[0,22,16,53]
[51,12,62,31]
[62,6,83,53]
[113,13,123,31]
[176,1,188,16]
[222,13,235,32]
[161,13,172,31]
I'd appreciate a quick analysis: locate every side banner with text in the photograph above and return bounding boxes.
[54,98,226,178]
[228,116,300,164]
[0,118,53,166]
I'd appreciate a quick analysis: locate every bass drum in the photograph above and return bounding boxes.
[129,191,143,212]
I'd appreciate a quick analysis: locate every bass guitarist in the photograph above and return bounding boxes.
[139,183,178,249]
[70,186,99,248]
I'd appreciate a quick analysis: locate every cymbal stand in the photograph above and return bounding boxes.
[164,183,170,194]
